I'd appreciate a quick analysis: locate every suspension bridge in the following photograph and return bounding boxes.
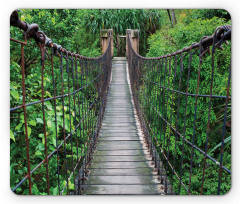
[10,10,231,195]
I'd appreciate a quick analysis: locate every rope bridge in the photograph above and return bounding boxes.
[10,10,231,195]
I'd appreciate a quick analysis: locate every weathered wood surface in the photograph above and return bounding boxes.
[82,57,164,195]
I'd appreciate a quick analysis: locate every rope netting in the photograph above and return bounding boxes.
[127,26,231,195]
[10,10,112,195]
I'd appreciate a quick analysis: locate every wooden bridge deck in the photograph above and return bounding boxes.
[82,57,164,195]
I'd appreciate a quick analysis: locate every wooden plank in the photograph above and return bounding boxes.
[81,58,161,195]
[82,184,162,195]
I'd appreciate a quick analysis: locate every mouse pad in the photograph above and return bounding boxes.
[10,9,231,195]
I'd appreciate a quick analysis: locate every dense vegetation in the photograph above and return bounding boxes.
[10,9,231,195]
[10,9,108,195]
[84,9,163,55]
[144,9,231,195]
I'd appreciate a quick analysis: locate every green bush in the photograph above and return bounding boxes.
[144,10,231,195]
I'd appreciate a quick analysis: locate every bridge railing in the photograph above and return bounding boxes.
[127,26,231,195]
[10,10,112,195]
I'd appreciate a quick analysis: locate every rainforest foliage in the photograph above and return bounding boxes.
[10,9,231,195]
[145,9,231,195]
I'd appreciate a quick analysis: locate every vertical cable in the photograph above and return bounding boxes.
[20,36,32,195]
[39,33,50,195]
[67,53,75,192]
[50,45,60,195]
[188,38,206,194]
[217,63,231,194]
[60,50,69,194]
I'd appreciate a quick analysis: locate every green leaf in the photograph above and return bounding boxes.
[10,90,19,100]
[20,113,24,123]
[53,187,58,195]
[45,101,53,110]
[37,143,45,151]
[24,127,31,138]
[15,123,23,131]
[20,15,25,21]
[69,181,75,190]
[209,136,231,154]
[44,77,51,83]
[47,120,52,128]
[36,118,43,124]
[42,136,45,145]
[29,120,36,126]
[45,91,52,98]
[35,150,42,156]
[38,133,44,138]
[18,170,23,175]
[38,133,45,144]
[10,129,15,142]
[10,62,20,73]
[52,137,57,147]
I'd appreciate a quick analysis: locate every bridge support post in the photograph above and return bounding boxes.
[100,29,113,57]
[126,29,139,57]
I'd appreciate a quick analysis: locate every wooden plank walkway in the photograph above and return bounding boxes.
[82,57,164,195]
